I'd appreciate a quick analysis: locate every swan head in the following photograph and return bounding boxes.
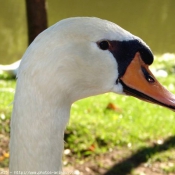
[18,17,175,111]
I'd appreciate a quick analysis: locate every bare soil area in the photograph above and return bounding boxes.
[1,136,175,175]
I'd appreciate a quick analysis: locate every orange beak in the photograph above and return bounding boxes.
[120,52,175,111]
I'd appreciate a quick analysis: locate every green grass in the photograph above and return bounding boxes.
[67,93,175,157]
[0,54,175,172]
[0,79,15,135]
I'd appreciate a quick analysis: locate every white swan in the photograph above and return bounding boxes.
[9,17,175,173]
[0,60,21,77]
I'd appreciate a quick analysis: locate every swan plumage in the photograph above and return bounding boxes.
[9,17,175,173]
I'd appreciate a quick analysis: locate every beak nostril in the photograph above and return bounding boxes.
[141,66,155,83]
[147,75,155,83]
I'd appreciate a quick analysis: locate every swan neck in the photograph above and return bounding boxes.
[10,84,71,172]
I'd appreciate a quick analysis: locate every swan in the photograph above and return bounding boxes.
[0,60,21,77]
[9,17,175,173]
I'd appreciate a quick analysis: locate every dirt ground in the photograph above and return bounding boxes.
[0,150,175,175]
[1,135,175,175]
[62,148,175,175]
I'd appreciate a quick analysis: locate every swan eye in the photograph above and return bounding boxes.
[141,67,155,83]
[98,41,110,50]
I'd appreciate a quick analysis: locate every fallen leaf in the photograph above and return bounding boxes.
[106,102,122,112]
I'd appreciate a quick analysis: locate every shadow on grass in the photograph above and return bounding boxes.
[104,136,175,175]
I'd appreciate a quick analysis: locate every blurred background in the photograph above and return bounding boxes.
[0,0,175,64]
